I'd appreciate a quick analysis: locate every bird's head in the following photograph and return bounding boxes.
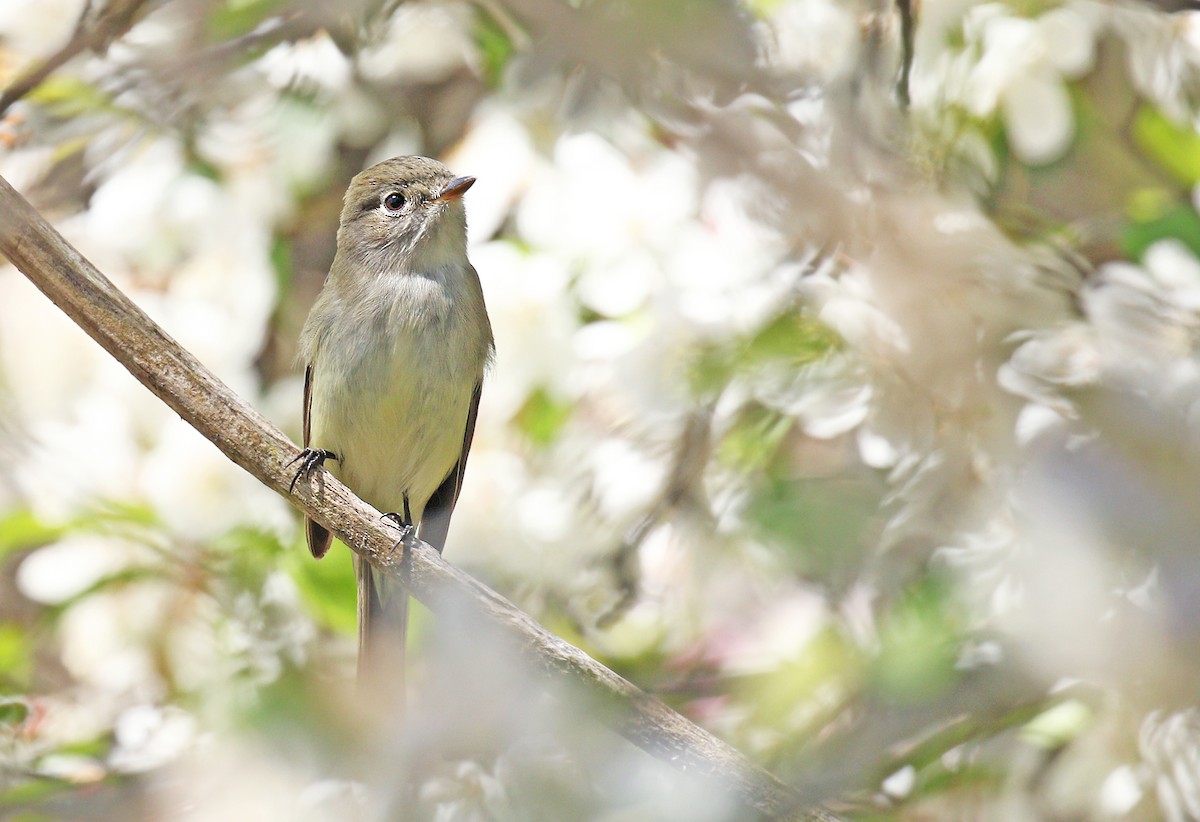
[337,155,475,273]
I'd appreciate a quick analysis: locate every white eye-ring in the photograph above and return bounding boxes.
[382,191,405,215]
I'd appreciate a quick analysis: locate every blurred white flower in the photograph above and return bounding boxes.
[1141,709,1200,822]
[515,484,574,543]
[420,759,511,819]
[450,448,535,568]
[667,179,790,330]
[588,437,665,521]
[156,737,356,822]
[110,704,196,774]
[472,241,577,417]
[37,753,106,783]
[0,0,85,59]
[1013,403,1070,449]
[962,4,1098,164]
[1099,764,1145,817]
[0,267,118,420]
[13,390,143,521]
[1122,4,1200,120]
[1143,239,1200,311]
[260,33,352,94]
[358,2,478,83]
[138,420,293,541]
[766,0,859,80]
[576,249,656,318]
[17,535,144,605]
[58,587,168,694]
[777,360,872,440]
[1000,325,1102,410]
[721,593,830,676]
[84,138,187,264]
[882,765,916,799]
[1085,260,1197,368]
[451,105,539,244]
[518,130,697,264]
[803,265,908,354]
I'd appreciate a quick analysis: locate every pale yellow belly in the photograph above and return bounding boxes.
[309,333,478,524]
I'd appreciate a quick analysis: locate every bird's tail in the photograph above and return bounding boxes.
[356,556,409,706]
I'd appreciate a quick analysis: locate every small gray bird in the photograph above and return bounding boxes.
[290,155,494,686]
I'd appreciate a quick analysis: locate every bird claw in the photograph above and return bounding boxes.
[287,448,337,494]
[381,511,414,538]
[381,512,415,554]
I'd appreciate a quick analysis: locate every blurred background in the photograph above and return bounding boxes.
[3,0,1200,819]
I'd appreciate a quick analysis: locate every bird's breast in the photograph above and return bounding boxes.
[307,270,487,520]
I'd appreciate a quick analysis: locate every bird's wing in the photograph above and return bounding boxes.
[419,381,483,553]
[303,365,333,559]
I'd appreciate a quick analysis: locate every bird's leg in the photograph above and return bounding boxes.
[381,494,414,550]
[287,448,338,494]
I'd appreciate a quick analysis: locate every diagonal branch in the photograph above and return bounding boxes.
[0,174,840,822]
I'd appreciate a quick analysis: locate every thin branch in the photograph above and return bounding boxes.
[895,0,915,109]
[858,683,1104,812]
[0,175,840,821]
[598,406,714,628]
[0,0,155,117]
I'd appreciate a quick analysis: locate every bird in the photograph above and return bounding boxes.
[289,155,494,691]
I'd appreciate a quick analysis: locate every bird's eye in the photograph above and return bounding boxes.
[382,192,405,213]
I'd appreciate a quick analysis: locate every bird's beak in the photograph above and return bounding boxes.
[433,176,476,202]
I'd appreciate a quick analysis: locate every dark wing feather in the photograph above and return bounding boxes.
[302,365,332,559]
[356,557,407,688]
[420,382,483,553]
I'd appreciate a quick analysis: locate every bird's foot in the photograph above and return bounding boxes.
[381,511,415,554]
[287,448,338,494]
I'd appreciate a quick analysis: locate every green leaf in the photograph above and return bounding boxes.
[474,9,517,88]
[46,568,167,615]
[870,579,961,702]
[26,77,112,117]
[71,500,160,533]
[1133,105,1200,186]
[513,386,573,446]
[243,663,359,757]
[689,309,839,397]
[208,0,288,42]
[1021,699,1093,748]
[214,526,287,592]
[735,627,862,728]
[746,0,786,16]
[746,311,839,364]
[0,509,63,557]
[0,777,78,807]
[284,542,356,636]
[0,697,30,725]
[743,473,880,580]
[718,403,792,471]
[270,236,295,301]
[0,624,32,686]
[1121,197,1200,261]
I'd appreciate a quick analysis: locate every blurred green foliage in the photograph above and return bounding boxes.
[284,539,357,636]
[3,0,1200,818]
[1133,105,1200,187]
[691,309,839,399]
[208,0,288,42]
[0,511,61,561]
[513,385,574,447]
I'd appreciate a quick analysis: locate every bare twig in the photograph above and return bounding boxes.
[0,175,840,821]
[598,406,714,628]
[0,0,155,117]
[895,0,915,108]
